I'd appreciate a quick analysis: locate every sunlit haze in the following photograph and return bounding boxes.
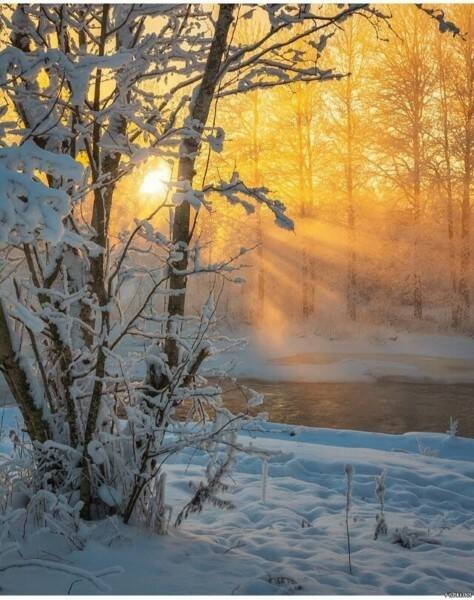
[140,165,171,196]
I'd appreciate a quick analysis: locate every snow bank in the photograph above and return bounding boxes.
[1,406,473,594]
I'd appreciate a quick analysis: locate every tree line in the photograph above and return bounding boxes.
[203,5,472,333]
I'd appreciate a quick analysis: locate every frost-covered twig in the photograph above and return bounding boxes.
[0,560,123,593]
[374,469,388,540]
[344,464,354,575]
[447,416,458,439]
[261,458,269,504]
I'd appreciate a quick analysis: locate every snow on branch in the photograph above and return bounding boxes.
[0,142,83,243]
[416,5,461,36]
[204,172,294,231]
[220,61,343,98]
[0,46,133,106]
[0,560,123,593]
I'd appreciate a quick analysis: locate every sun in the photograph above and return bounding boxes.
[140,164,171,196]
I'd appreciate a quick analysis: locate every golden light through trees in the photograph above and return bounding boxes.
[186,4,473,335]
[107,4,473,337]
[0,4,468,337]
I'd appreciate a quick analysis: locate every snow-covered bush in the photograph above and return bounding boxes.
[1,490,85,550]
[390,526,441,549]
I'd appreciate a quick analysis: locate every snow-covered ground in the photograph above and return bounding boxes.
[1,406,473,595]
[214,328,474,384]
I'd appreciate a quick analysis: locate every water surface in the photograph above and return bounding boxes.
[222,379,474,437]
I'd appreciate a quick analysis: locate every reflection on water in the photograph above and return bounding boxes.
[222,380,474,438]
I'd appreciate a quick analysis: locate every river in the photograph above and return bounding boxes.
[222,379,474,437]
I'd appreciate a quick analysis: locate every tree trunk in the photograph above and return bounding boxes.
[295,87,314,319]
[165,5,235,369]
[0,301,49,443]
[436,36,458,327]
[256,207,265,319]
[252,92,265,320]
[81,5,133,518]
[413,168,423,320]
[347,200,357,322]
[457,155,471,326]
[455,22,473,329]
[413,87,423,320]
[304,92,316,317]
[345,30,357,322]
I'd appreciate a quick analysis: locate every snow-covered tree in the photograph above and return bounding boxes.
[0,4,389,526]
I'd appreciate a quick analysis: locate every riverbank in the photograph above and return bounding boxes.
[212,328,474,384]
